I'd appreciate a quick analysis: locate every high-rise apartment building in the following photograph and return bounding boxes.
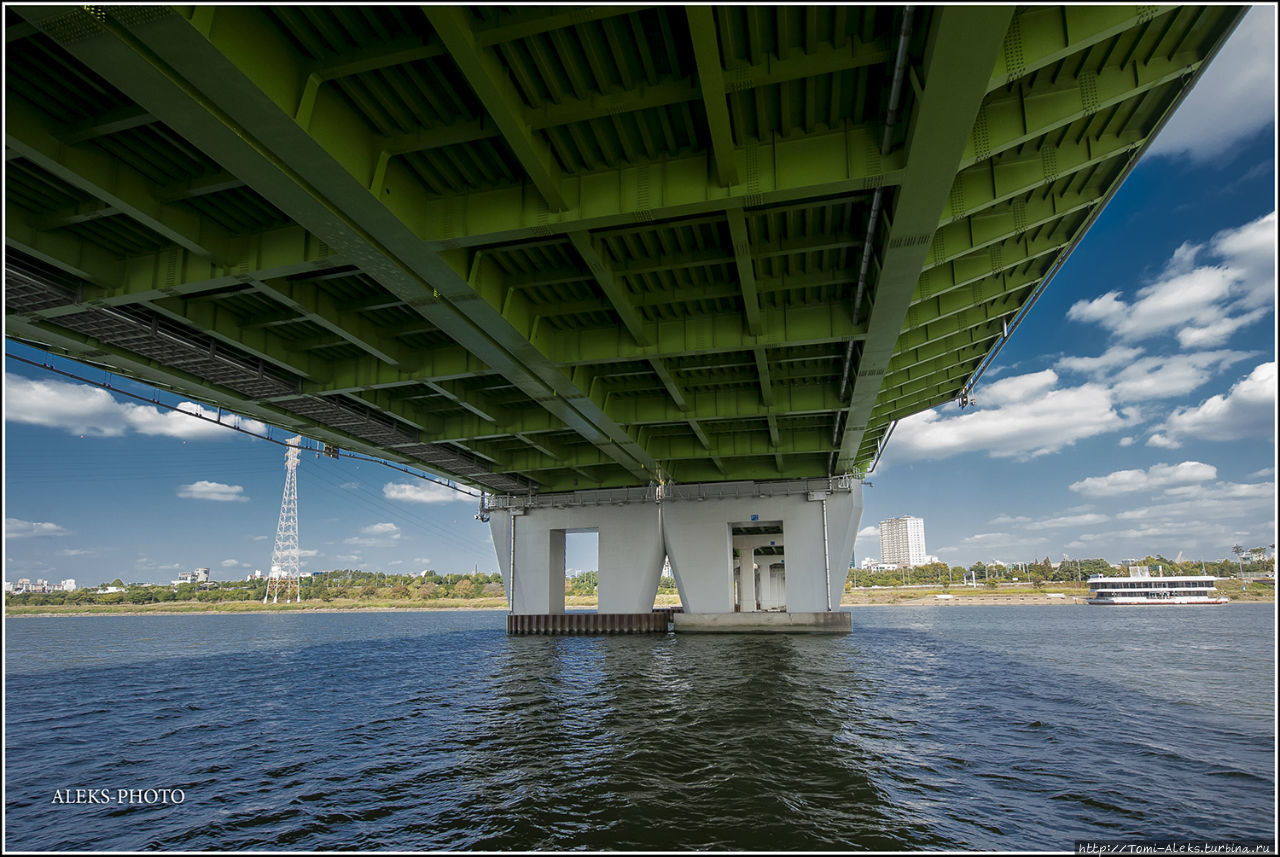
[880,515,927,567]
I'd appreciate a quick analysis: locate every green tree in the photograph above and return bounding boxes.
[453,578,477,598]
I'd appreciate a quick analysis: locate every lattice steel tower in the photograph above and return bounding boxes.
[265,436,303,604]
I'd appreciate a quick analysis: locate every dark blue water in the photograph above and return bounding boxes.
[4,606,1274,851]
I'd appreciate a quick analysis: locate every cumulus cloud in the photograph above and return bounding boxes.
[1144,4,1276,162]
[889,371,1127,462]
[1147,362,1276,448]
[1057,347,1254,402]
[4,373,269,439]
[221,559,250,568]
[6,518,70,539]
[344,522,402,547]
[177,481,249,502]
[1066,211,1275,348]
[1070,461,1219,496]
[383,481,471,504]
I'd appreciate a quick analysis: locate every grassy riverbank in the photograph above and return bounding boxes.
[6,584,1267,617]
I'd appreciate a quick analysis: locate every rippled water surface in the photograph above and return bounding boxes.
[5,606,1274,851]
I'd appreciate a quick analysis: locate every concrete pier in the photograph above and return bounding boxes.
[487,476,861,634]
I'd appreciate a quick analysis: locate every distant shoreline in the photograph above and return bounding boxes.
[6,591,1270,618]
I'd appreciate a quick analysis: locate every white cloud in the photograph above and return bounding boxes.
[889,373,1126,462]
[220,559,250,568]
[856,525,879,540]
[1066,211,1275,348]
[1058,348,1254,402]
[383,481,470,504]
[6,518,70,539]
[334,554,361,563]
[298,549,320,558]
[1118,436,1135,447]
[3,373,270,439]
[344,522,401,547]
[960,532,1048,548]
[1248,467,1275,480]
[1147,362,1276,448]
[1144,5,1276,161]
[1070,461,1219,497]
[1024,513,1109,530]
[177,481,249,502]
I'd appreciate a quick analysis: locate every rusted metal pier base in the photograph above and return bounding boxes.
[507,609,679,635]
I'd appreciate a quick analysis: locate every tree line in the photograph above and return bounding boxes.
[847,554,1275,590]
[6,569,507,607]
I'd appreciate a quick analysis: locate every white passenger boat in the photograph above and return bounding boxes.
[1086,566,1229,605]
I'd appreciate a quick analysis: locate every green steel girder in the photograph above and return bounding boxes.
[6,97,235,263]
[7,205,345,325]
[248,278,408,366]
[493,426,832,474]
[837,6,1015,473]
[474,7,646,47]
[946,129,1143,224]
[890,322,1003,375]
[6,4,1244,494]
[910,231,1072,315]
[963,49,1202,169]
[924,187,1099,270]
[886,341,991,386]
[876,361,975,411]
[905,267,1045,335]
[3,313,432,469]
[60,105,156,144]
[686,6,737,187]
[16,4,661,486]
[536,303,864,366]
[988,6,1177,92]
[567,230,649,346]
[604,384,842,426]
[422,5,565,212]
[726,207,761,335]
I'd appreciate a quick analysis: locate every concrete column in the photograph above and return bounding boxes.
[489,502,664,614]
[489,477,861,630]
[663,479,862,615]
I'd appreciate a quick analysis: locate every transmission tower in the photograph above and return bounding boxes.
[265,436,303,604]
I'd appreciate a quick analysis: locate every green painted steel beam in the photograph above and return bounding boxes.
[837,6,1016,474]
[6,96,235,263]
[964,49,1202,169]
[9,209,344,321]
[423,5,566,212]
[686,6,737,187]
[567,231,649,346]
[924,186,1099,270]
[906,267,1046,335]
[604,384,842,426]
[18,4,660,484]
[947,129,1143,224]
[59,105,156,144]
[727,207,761,335]
[536,303,864,366]
[988,6,1177,92]
[248,277,407,366]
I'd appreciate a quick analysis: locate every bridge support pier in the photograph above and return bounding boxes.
[487,476,861,633]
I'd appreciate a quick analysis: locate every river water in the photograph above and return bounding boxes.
[4,605,1274,851]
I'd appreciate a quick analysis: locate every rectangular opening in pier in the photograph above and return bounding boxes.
[730,521,786,613]
[563,528,598,609]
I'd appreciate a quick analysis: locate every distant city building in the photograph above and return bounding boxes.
[173,568,211,586]
[4,577,74,594]
[880,515,928,567]
[859,557,900,571]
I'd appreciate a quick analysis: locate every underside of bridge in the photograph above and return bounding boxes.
[5,5,1245,498]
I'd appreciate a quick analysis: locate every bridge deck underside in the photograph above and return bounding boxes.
[5,5,1242,493]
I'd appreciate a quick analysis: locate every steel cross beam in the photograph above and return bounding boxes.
[15,4,660,488]
[835,6,1015,474]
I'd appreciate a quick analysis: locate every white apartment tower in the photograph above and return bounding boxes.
[880,515,928,567]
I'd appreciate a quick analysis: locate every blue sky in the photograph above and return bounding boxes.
[5,8,1276,585]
